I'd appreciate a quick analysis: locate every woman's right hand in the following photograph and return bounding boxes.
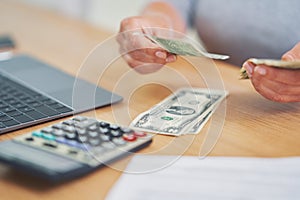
[117,14,177,74]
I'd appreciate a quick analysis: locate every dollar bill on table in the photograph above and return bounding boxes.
[145,35,230,60]
[240,58,300,79]
[187,110,213,134]
[130,88,228,136]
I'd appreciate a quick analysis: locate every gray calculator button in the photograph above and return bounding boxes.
[74,119,97,129]
[72,116,87,122]
[63,126,76,133]
[52,129,65,137]
[100,134,110,142]
[112,138,127,146]
[89,138,101,146]
[41,127,54,133]
[102,142,115,149]
[88,131,98,138]
[99,127,109,134]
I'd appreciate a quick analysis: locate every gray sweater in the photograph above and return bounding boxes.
[161,0,300,66]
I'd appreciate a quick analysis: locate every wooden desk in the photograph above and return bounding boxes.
[0,1,299,199]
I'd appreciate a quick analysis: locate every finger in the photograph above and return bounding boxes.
[129,48,168,63]
[122,47,175,65]
[251,65,300,86]
[251,76,300,102]
[242,61,256,78]
[166,54,177,63]
[251,74,300,96]
[282,42,300,61]
[121,31,171,61]
[122,54,164,74]
[252,82,300,102]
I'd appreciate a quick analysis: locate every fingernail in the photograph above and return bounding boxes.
[166,55,176,63]
[254,66,267,76]
[243,62,253,77]
[155,51,167,59]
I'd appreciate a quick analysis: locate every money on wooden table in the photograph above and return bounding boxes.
[240,58,300,79]
[145,35,230,60]
[130,88,228,136]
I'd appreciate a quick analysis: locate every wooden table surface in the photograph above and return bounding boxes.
[0,1,300,199]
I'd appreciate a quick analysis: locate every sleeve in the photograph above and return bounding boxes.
[150,0,197,27]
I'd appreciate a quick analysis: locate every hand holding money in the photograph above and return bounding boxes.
[241,55,300,102]
[240,58,300,79]
[118,15,180,74]
[118,12,229,74]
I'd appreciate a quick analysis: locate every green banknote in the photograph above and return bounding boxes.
[240,58,300,79]
[130,88,228,136]
[146,35,229,60]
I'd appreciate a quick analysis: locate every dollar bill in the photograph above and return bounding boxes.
[187,110,213,134]
[130,88,228,136]
[145,35,230,60]
[240,58,300,79]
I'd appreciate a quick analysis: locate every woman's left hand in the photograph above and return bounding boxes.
[243,42,300,102]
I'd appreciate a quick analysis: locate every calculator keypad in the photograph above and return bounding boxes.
[14,116,152,166]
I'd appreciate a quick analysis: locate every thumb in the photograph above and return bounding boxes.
[282,42,300,61]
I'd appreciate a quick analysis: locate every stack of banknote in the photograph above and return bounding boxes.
[145,34,230,60]
[240,58,300,79]
[130,88,228,136]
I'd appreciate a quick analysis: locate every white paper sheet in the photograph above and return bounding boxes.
[106,156,300,200]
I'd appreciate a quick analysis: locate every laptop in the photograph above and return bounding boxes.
[0,54,122,134]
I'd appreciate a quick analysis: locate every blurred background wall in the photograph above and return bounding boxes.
[19,0,150,32]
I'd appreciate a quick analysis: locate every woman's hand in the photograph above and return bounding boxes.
[117,2,185,74]
[243,42,300,102]
[117,15,177,74]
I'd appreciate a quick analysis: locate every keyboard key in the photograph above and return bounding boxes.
[0,115,11,122]
[0,123,6,129]
[43,99,57,105]
[24,110,46,120]
[3,119,19,127]
[1,106,15,113]
[13,114,33,123]
[55,106,73,113]
[49,103,65,110]
[31,102,42,108]
[14,103,26,109]
[18,106,34,112]
[6,110,22,117]
[34,105,59,116]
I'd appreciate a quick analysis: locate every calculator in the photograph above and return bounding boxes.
[0,116,152,182]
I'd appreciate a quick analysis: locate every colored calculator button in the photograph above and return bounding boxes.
[133,131,147,137]
[32,131,43,137]
[123,133,137,142]
[42,133,56,141]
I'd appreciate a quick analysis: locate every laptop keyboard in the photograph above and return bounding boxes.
[0,73,73,134]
